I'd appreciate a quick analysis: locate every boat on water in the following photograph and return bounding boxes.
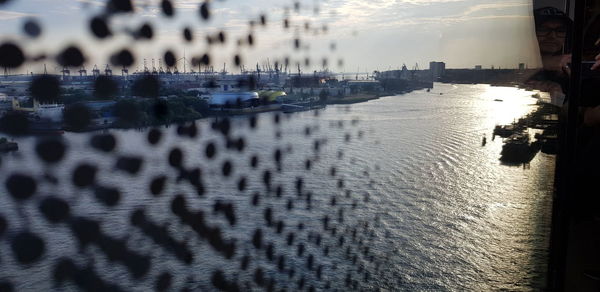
[9,98,65,134]
[499,132,540,164]
[281,101,325,113]
[494,99,503,102]
[493,124,519,138]
[0,137,18,153]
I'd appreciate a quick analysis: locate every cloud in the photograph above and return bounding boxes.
[0,10,36,20]
[462,2,531,16]
[176,0,203,10]
[140,7,160,17]
[316,0,531,33]
[397,0,466,4]
[0,0,540,71]
[74,0,105,7]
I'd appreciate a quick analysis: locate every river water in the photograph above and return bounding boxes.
[0,83,555,291]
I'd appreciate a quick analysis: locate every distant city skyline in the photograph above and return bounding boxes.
[0,0,543,74]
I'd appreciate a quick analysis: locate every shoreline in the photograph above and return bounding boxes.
[495,100,559,165]
[15,91,411,135]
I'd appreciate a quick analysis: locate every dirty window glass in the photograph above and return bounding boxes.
[0,0,573,290]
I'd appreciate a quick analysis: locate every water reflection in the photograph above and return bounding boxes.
[0,83,554,290]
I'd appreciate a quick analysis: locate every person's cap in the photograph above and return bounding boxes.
[534,6,573,28]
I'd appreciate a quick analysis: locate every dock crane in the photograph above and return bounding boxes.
[92,65,100,77]
[411,63,420,80]
[182,50,186,73]
[104,64,112,76]
[143,59,149,74]
[255,63,261,81]
[267,58,273,78]
[400,63,410,80]
[158,58,165,74]
[151,59,158,75]
[176,55,191,75]
[61,67,70,79]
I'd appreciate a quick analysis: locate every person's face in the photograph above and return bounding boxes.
[536,20,567,55]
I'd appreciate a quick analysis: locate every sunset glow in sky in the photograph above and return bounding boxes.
[0,0,543,74]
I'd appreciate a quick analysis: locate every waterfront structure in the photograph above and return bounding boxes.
[208,91,259,107]
[373,65,434,92]
[429,61,446,81]
[0,64,438,117]
[12,98,64,122]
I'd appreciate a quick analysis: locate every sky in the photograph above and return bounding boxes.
[0,0,544,74]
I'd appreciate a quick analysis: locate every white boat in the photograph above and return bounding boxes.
[209,91,259,107]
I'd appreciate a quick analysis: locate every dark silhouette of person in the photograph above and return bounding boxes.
[526,7,573,99]
[536,7,571,57]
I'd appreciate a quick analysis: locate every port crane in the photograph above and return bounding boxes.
[158,59,165,74]
[104,64,112,76]
[151,59,158,74]
[143,59,149,74]
[411,63,420,80]
[61,67,70,79]
[92,65,100,77]
[175,55,193,74]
